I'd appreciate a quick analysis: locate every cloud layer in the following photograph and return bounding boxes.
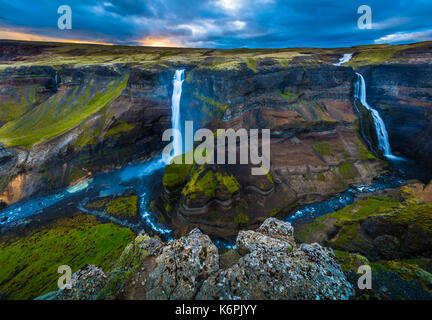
[0,0,431,48]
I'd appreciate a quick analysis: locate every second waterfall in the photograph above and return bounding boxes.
[355,73,400,160]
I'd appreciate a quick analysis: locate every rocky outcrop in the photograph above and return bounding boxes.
[39,218,354,300]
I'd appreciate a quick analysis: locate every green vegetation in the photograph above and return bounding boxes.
[104,122,134,137]
[279,90,296,102]
[314,142,330,156]
[317,173,326,181]
[234,208,250,224]
[96,268,134,300]
[0,76,128,148]
[0,215,135,299]
[182,166,240,199]
[269,208,281,217]
[0,86,38,122]
[334,250,370,273]
[338,161,356,180]
[162,158,193,190]
[334,250,432,299]
[106,195,139,217]
[346,45,402,67]
[295,196,401,245]
[243,57,258,72]
[198,95,228,121]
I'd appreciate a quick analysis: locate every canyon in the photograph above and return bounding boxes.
[0,40,432,299]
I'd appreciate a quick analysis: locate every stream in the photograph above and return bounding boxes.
[0,67,430,250]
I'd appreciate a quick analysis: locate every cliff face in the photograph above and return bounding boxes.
[161,61,384,238]
[0,64,174,205]
[0,41,431,239]
[357,63,432,170]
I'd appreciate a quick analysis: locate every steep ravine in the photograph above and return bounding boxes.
[357,63,432,171]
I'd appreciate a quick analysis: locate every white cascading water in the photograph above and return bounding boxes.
[171,69,185,158]
[355,73,400,159]
[333,53,353,66]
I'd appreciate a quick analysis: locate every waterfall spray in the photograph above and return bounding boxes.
[355,73,402,160]
[171,69,185,158]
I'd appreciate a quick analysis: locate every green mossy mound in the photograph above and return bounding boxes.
[0,76,128,148]
[334,250,432,299]
[86,195,139,219]
[106,195,139,218]
[0,214,135,300]
[296,190,432,259]
[181,165,240,199]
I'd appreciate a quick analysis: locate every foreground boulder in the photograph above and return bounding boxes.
[196,218,353,300]
[38,218,354,300]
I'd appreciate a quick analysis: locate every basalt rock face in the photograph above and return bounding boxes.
[0,64,174,206]
[39,218,354,300]
[161,61,385,238]
[357,63,432,171]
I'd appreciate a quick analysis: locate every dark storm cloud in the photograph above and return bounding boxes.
[0,0,431,47]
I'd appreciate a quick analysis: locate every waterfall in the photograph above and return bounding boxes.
[355,73,400,160]
[333,53,353,66]
[171,69,185,158]
[55,71,59,90]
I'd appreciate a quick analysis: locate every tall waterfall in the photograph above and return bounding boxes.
[355,73,398,159]
[171,69,185,157]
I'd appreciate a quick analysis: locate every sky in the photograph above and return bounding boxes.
[0,0,431,48]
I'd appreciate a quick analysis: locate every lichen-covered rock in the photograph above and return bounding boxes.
[236,230,293,256]
[56,265,107,300]
[219,249,241,269]
[116,233,163,269]
[196,218,354,300]
[256,217,295,243]
[140,228,219,300]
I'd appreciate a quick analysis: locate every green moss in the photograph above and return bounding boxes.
[269,208,280,217]
[243,57,258,72]
[182,167,240,199]
[317,173,326,181]
[0,85,38,122]
[163,161,193,190]
[0,76,128,148]
[116,234,150,270]
[338,161,356,180]
[104,122,134,137]
[184,169,217,198]
[279,90,296,102]
[67,166,87,184]
[96,268,133,300]
[0,215,135,300]
[86,198,110,210]
[266,172,274,184]
[218,172,240,194]
[295,196,401,245]
[106,195,139,217]
[334,250,370,273]
[234,209,250,224]
[371,260,432,294]
[314,142,330,156]
[198,95,228,121]
[346,45,403,67]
